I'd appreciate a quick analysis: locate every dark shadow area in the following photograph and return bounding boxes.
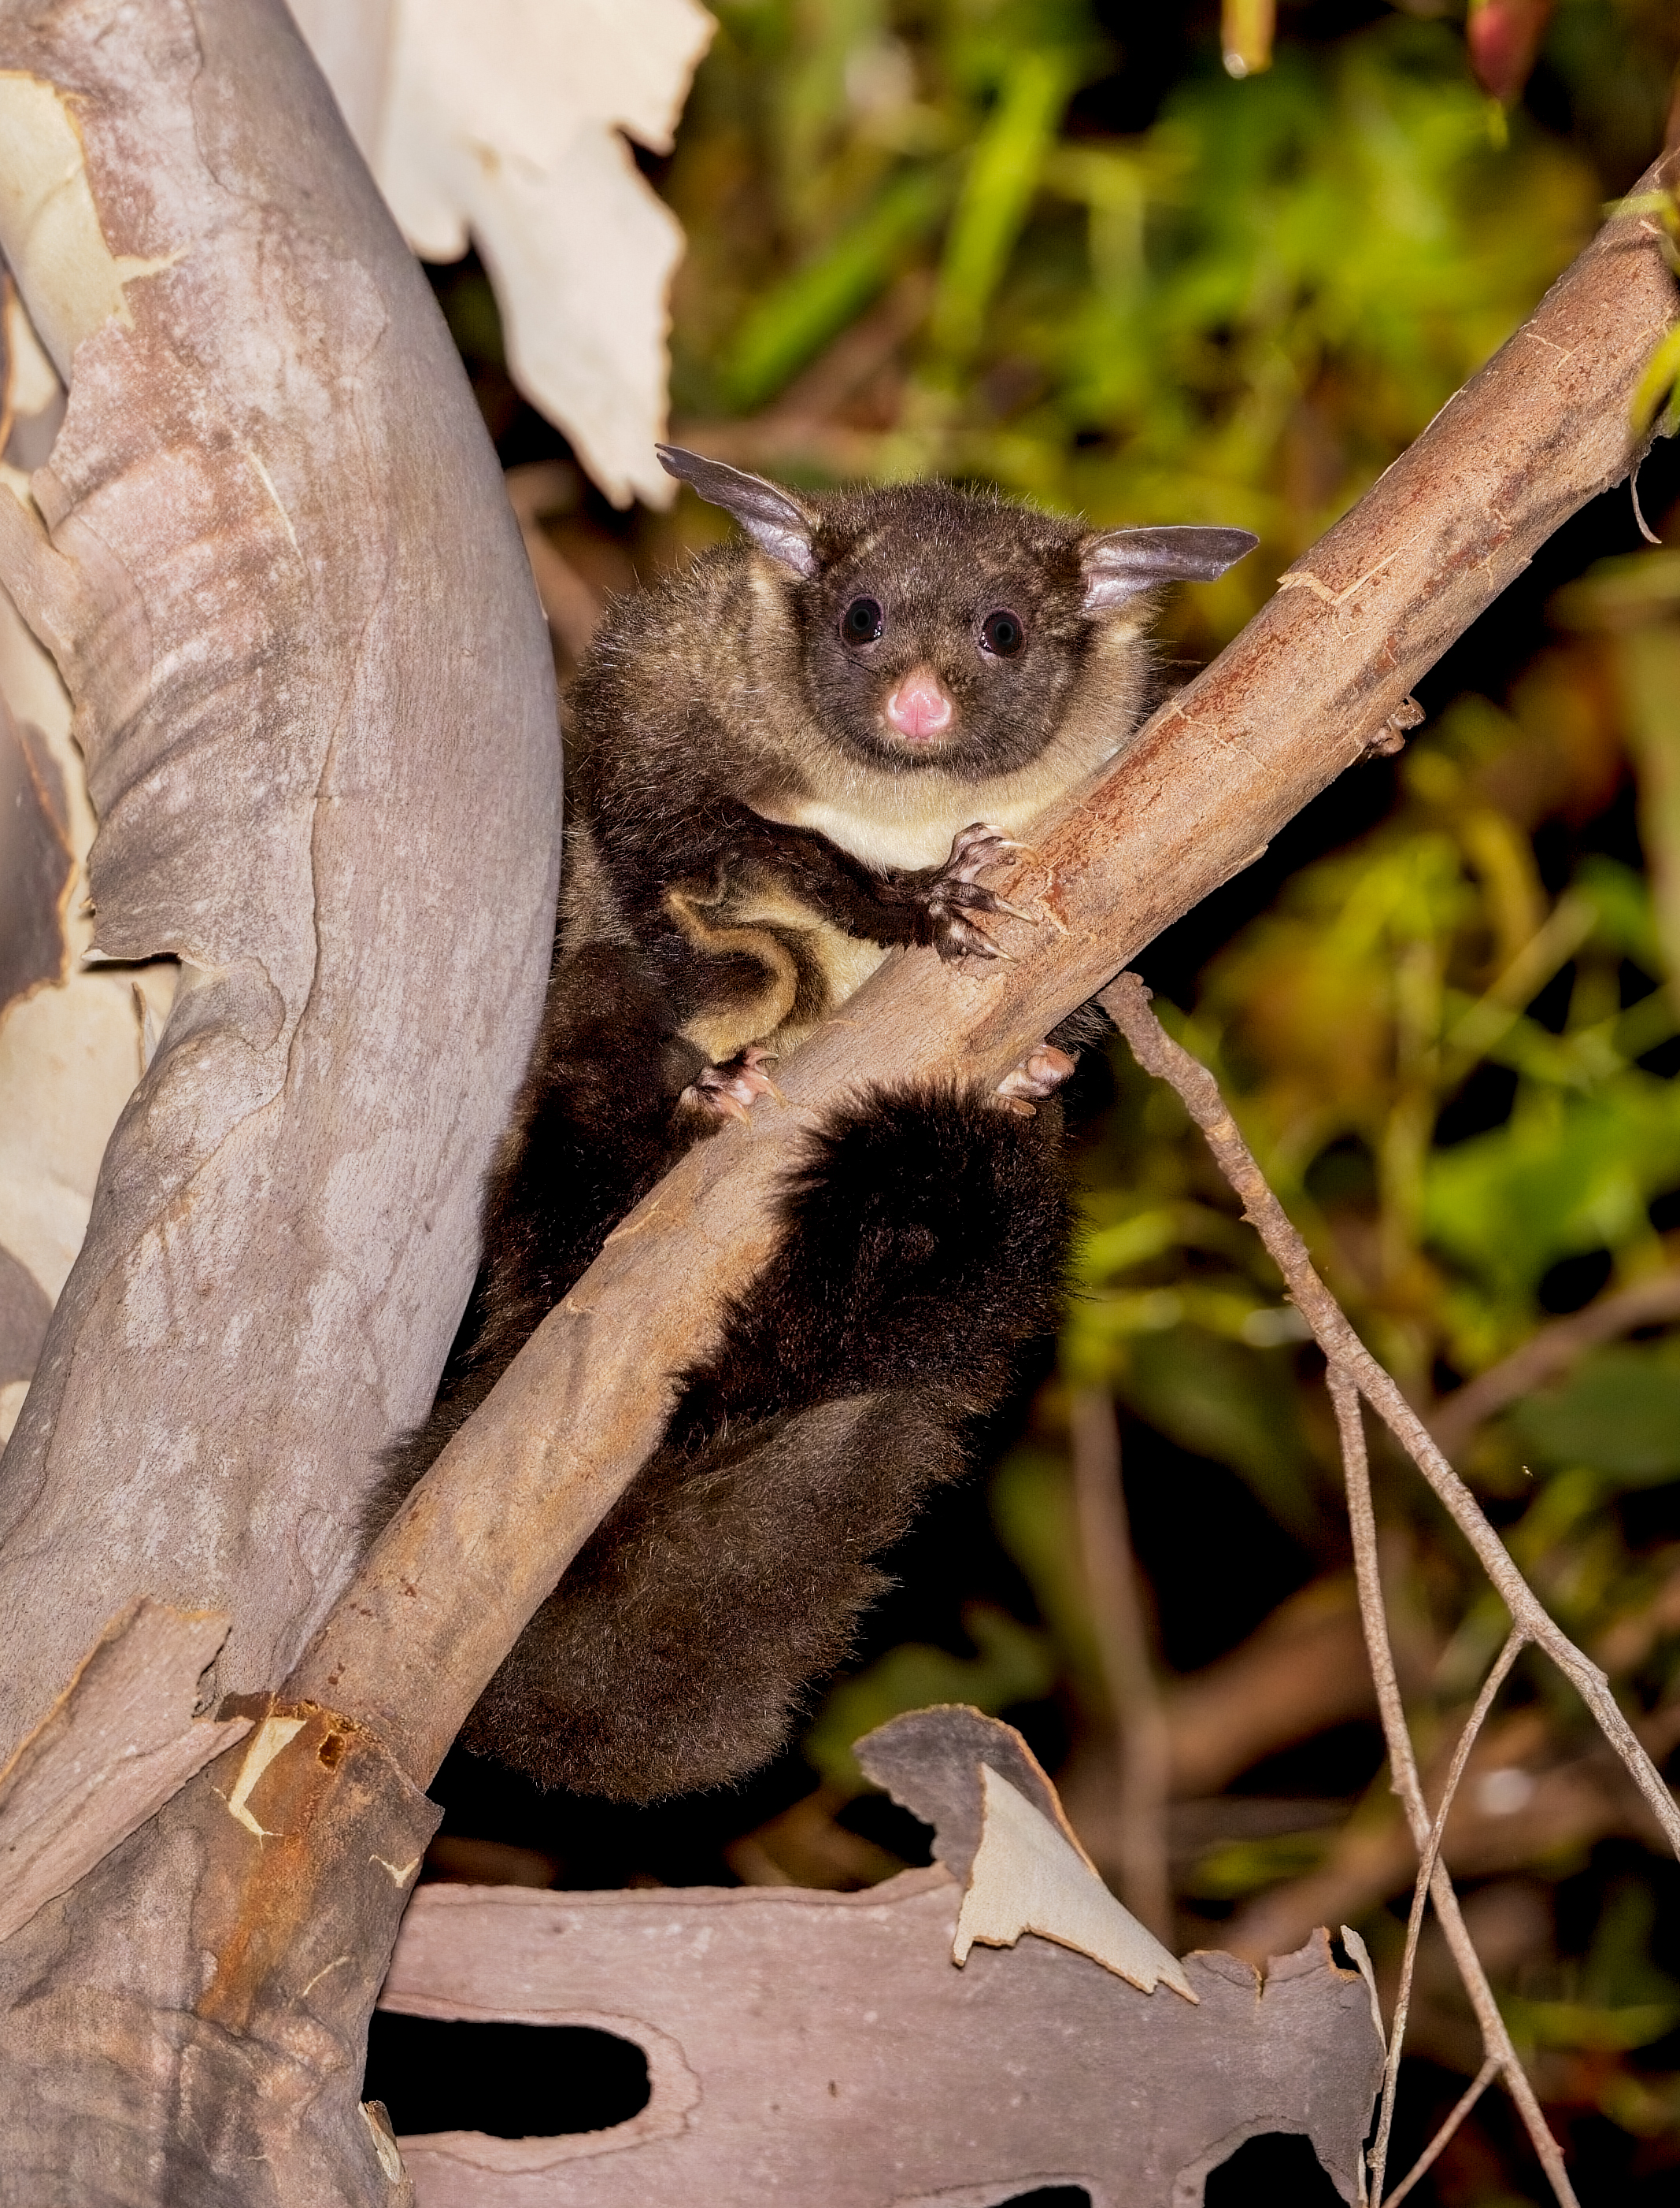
[994,2190,1092,2208]
[363,2013,649,2140]
[1201,2129,1345,2205]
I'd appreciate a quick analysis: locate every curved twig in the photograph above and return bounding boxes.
[1101,973,1680,1864]
[1332,1372,1578,2208]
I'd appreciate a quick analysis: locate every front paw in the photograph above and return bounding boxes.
[679,1045,782,1130]
[923,823,1035,962]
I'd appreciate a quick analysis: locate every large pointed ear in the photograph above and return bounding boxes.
[1080,524,1258,612]
[657,445,820,577]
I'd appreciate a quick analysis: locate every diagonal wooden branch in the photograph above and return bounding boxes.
[290,154,1680,1789]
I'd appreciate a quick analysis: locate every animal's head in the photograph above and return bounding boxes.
[657,444,1256,779]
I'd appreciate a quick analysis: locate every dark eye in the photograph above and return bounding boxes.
[841,597,884,645]
[981,608,1025,658]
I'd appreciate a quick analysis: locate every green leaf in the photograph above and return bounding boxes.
[1510,1341,1680,1483]
[1630,320,1680,437]
[801,1603,1056,1795]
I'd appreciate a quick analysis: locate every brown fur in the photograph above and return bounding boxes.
[371,456,1254,1802]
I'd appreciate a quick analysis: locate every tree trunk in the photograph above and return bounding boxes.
[0,0,557,2199]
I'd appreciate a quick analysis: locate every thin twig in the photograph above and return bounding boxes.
[1382,2058,1501,2208]
[1331,1371,1579,2208]
[1069,1388,1173,1939]
[1101,974,1680,1862]
[1428,1266,1680,1459]
[1371,1623,1526,2201]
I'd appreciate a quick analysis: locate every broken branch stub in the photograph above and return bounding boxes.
[292,153,1680,1788]
[0,0,561,1752]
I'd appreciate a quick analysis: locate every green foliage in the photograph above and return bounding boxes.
[668,1,1599,638]
[801,1601,1055,1792]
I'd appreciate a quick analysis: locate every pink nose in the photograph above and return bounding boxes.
[885,668,955,741]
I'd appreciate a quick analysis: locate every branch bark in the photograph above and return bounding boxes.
[294,150,1680,1792]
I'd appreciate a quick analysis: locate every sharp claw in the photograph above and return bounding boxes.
[685,1045,783,1123]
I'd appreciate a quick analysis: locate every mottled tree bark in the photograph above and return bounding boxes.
[0,0,557,2200]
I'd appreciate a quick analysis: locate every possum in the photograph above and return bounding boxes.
[370,447,1255,1803]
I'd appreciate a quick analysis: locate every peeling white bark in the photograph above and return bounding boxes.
[0,0,559,1762]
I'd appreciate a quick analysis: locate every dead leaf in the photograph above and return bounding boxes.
[292,0,715,506]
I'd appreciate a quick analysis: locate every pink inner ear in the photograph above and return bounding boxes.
[886,670,956,739]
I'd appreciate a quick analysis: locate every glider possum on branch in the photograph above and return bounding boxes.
[370,448,1255,1803]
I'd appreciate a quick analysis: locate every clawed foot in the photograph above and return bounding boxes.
[681,1044,782,1126]
[994,1043,1075,1119]
[923,823,1038,962]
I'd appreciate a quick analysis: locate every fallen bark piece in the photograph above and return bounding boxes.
[856,1700,1090,1883]
[379,1711,1381,2206]
[0,1600,248,1945]
[955,1763,1197,1999]
[856,1706,1193,1995]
